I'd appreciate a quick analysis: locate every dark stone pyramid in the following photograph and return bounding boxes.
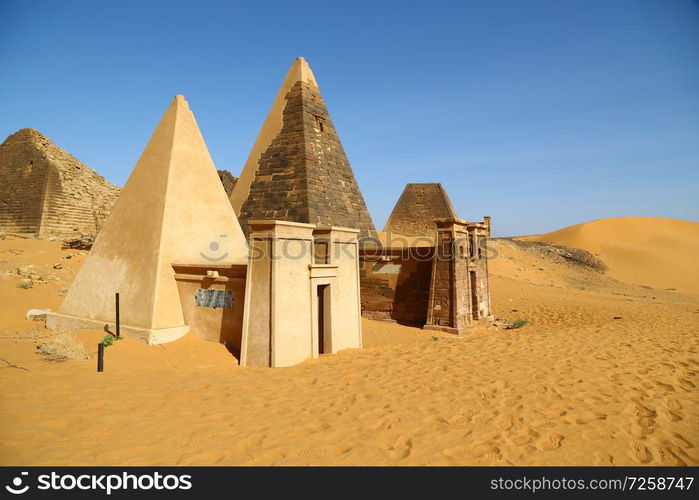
[231,57,376,238]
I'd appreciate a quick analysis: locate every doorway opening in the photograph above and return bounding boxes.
[469,271,479,320]
[317,284,330,354]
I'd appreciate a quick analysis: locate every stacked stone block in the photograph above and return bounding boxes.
[217,170,238,197]
[425,219,492,333]
[384,183,457,237]
[0,128,120,237]
[238,81,375,238]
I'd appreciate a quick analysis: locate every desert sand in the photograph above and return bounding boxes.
[0,218,697,465]
[521,217,699,294]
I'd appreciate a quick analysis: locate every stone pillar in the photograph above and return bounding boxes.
[323,226,362,353]
[240,220,315,367]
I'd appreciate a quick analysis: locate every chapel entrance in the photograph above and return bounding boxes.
[317,284,330,354]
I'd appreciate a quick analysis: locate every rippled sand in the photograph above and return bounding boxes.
[0,223,697,465]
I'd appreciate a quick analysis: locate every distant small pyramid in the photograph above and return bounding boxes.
[384,183,458,237]
[231,57,376,237]
[57,95,248,333]
[217,170,238,197]
[0,128,120,237]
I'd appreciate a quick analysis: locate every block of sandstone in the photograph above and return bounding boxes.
[230,57,376,238]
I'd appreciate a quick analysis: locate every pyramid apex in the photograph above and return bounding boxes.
[172,94,189,108]
[56,94,248,333]
[1,128,55,151]
[288,56,317,87]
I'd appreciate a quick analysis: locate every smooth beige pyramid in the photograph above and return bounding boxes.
[229,57,318,213]
[47,95,248,343]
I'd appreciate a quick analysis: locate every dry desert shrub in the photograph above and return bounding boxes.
[37,333,89,362]
[506,318,529,330]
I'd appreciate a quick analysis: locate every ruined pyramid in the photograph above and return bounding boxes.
[384,183,458,237]
[48,95,248,342]
[231,57,376,237]
[0,128,120,237]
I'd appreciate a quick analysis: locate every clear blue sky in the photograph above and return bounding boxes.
[1,0,697,236]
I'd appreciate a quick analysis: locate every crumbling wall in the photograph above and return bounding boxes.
[360,249,433,325]
[0,128,121,237]
[0,140,46,233]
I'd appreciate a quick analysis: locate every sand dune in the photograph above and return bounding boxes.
[521,217,699,293]
[0,232,697,466]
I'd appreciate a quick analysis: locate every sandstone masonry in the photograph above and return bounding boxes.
[237,78,376,238]
[384,183,457,237]
[0,128,121,237]
[217,170,238,197]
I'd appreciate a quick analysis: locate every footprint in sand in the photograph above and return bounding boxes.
[656,447,686,466]
[477,389,497,401]
[542,408,567,418]
[530,418,556,429]
[508,428,539,447]
[664,397,682,411]
[679,378,695,390]
[658,409,683,423]
[654,381,675,392]
[583,395,606,405]
[629,442,652,464]
[624,403,656,419]
[630,417,656,437]
[670,433,692,449]
[444,444,500,460]
[447,412,473,424]
[369,414,400,431]
[295,447,327,459]
[504,396,522,407]
[226,453,253,465]
[566,414,589,425]
[535,433,564,451]
[496,417,514,431]
[594,452,614,465]
[683,415,699,430]
[389,437,413,460]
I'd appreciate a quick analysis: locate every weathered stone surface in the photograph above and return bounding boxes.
[236,59,376,238]
[425,219,492,332]
[62,233,95,250]
[360,250,433,325]
[384,183,457,237]
[361,183,493,332]
[217,170,238,197]
[0,128,121,238]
